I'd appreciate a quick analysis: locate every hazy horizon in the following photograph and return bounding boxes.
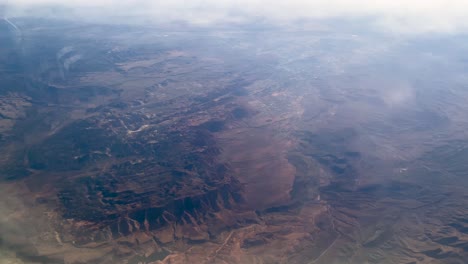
[3,1,468,34]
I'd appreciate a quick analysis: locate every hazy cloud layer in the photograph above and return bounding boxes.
[2,1,468,33]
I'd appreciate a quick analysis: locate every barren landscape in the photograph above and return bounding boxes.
[1,16,468,264]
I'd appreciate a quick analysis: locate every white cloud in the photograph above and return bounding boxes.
[2,0,468,33]
[382,82,414,107]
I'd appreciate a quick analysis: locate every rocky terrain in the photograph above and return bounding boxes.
[1,18,468,264]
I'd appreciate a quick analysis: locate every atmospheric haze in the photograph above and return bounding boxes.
[2,0,468,34]
[2,1,468,264]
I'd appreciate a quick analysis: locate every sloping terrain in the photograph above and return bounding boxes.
[1,18,468,264]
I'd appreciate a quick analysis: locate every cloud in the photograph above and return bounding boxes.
[2,1,468,33]
[382,81,414,107]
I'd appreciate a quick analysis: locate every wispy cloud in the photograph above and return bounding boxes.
[2,1,468,33]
